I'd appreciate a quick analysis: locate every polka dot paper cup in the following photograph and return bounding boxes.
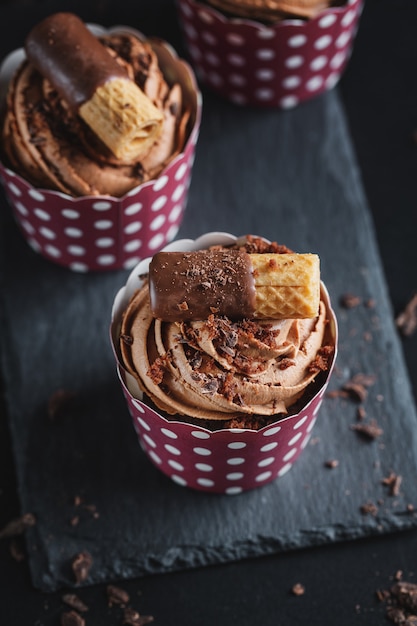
[176,0,362,108]
[111,232,338,494]
[0,26,202,272]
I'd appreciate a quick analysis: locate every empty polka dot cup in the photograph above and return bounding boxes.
[177,0,362,108]
[0,25,202,272]
[110,232,338,494]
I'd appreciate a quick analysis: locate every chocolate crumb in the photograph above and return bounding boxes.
[357,406,366,421]
[291,583,305,596]
[391,581,417,613]
[61,610,85,626]
[326,389,350,400]
[340,293,361,308]
[107,584,130,607]
[344,382,368,402]
[121,334,133,346]
[386,606,407,624]
[0,512,36,539]
[71,551,93,584]
[395,571,404,582]
[396,294,417,337]
[122,606,154,625]
[382,473,402,496]
[376,588,391,602]
[351,419,383,440]
[353,373,377,386]
[83,504,97,514]
[62,594,88,613]
[360,501,378,516]
[325,459,339,469]
[328,373,376,404]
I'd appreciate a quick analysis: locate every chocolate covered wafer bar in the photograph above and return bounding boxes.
[25,13,163,161]
[149,249,320,321]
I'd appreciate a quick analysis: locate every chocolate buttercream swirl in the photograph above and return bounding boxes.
[205,0,340,22]
[120,239,335,425]
[2,32,190,197]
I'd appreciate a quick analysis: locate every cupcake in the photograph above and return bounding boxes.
[111,232,338,493]
[0,13,201,271]
[176,0,363,108]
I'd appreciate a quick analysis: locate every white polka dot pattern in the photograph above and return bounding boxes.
[121,374,331,494]
[0,132,198,272]
[0,45,202,272]
[177,0,362,108]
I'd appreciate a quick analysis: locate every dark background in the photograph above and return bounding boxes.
[1,0,417,624]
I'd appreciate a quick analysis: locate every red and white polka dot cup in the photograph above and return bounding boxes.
[111,232,338,494]
[176,0,362,108]
[0,26,202,272]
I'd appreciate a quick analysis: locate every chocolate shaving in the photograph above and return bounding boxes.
[62,594,88,613]
[325,459,339,469]
[382,472,402,496]
[326,389,350,400]
[351,419,383,440]
[396,294,417,337]
[71,551,93,584]
[201,378,219,395]
[122,606,154,625]
[344,382,368,403]
[391,582,417,612]
[0,512,36,539]
[340,293,361,308]
[147,356,169,385]
[385,606,408,624]
[351,373,378,387]
[360,501,378,516]
[291,583,305,596]
[107,584,130,607]
[376,589,391,602]
[61,611,85,626]
[357,406,366,421]
[380,580,417,623]
[340,373,377,403]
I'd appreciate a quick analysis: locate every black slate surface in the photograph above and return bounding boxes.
[1,86,417,593]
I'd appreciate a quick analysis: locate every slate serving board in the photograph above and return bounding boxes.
[1,87,417,593]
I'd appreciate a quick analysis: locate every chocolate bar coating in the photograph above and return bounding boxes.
[25,12,128,110]
[149,250,257,322]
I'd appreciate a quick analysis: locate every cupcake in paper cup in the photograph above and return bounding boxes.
[176,0,362,108]
[111,232,338,494]
[0,13,201,272]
